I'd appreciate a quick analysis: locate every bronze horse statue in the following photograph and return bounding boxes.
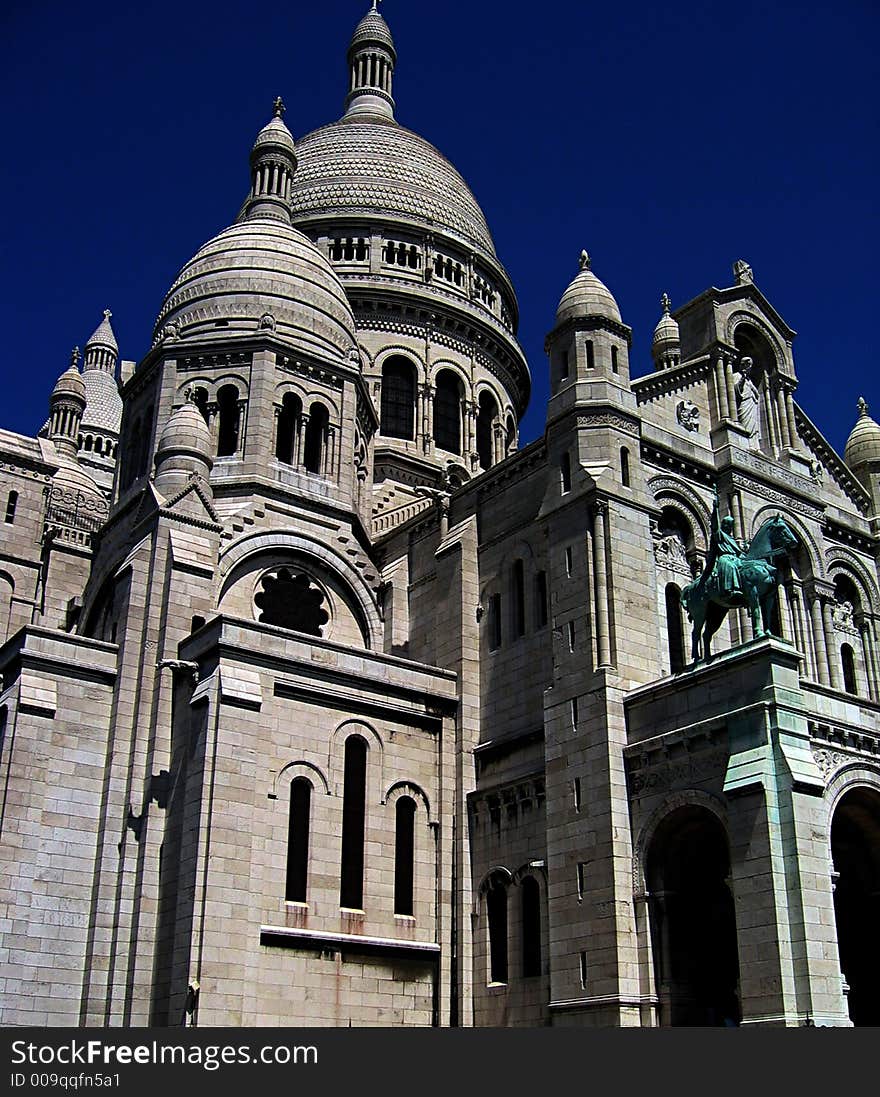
[680,514,798,662]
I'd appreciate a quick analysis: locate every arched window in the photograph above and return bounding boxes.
[5,491,18,525]
[512,559,525,638]
[275,393,302,465]
[665,583,685,673]
[286,777,312,903]
[216,386,240,457]
[842,643,857,695]
[560,451,572,494]
[303,403,329,475]
[559,349,570,381]
[505,414,516,457]
[340,736,367,909]
[521,876,541,978]
[84,436,93,452]
[476,390,499,471]
[380,358,416,440]
[486,876,508,984]
[434,371,463,455]
[621,447,630,487]
[394,796,416,916]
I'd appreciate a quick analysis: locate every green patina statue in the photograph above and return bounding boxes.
[681,489,799,662]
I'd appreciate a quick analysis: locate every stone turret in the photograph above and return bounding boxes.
[48,348,86,461]
[651,292,680,370]
[153,391,214,497]
[845,396,880,518]
[344,3,397,119]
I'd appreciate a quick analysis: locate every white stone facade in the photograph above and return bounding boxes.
[1,8,878,1028]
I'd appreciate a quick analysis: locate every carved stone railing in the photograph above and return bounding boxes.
[43,485,109,547]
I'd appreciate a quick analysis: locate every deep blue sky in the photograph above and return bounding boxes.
[2,0,877,456]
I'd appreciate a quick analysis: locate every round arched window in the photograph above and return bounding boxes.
[255,568,329,636]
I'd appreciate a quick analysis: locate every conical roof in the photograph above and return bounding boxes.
[555,252,621,326]
[844,397,880,468]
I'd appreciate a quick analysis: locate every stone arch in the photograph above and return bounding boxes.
[726,312,786,372]
[218,530,381,645]
[271,759,331,799]
[384,779,433,822]
[476,864,514,899]
[826,550,879,615]
[750,505,823,581]
[376,345,426,378]
[429,359,471,392]
[632,789,729,896]
[647,476,710,552]
[329,719,384,798]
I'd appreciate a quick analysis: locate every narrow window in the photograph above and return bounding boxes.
[303,403,329,475]
[286,777,312,903]
[380,358,416,440]
[585,340,595,370]
[487,878,508,983]
[580,951,588,989]
[535,571,548,628]
[489,593,502,651]
[560,349,570,381]
[275,393,302,464]
[434,371,462,454]
[620,447,630,487]
[611,346,619,374]
[565,546,573,576]
[512,560,525,638]
[665,583,685,673]
[476,391,499,471]
[394,796,416,916]
[521,877,541,978]
[568,620,576,652]
[841,644,857,695]
[571,697,579,726]
[216,386,240,457]
[560,451,572,494]
[340,736,367,909]
[576,862,587,901]
[573,776,582,813]
[5,491,18,525]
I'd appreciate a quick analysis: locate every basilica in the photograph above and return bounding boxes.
[1,6,878,1028]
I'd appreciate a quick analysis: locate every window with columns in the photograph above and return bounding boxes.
[476,390,499,471]
[275,393,302,464]
[216,386,241,457]
[434,371,463,454]
[303,402,330,475]
[380,358,416,440]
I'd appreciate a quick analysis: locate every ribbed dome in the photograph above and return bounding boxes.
[51,363,86,403]
[653,298,679,348]
[350,10,395,56]
[289,119,497,257]
[555,253,621,326]
[844,398,880,468]
[153,217,357,361]
[156,402,213,462]
[252,114,296,158]
[85,310,118,352]
[81,369,122,433]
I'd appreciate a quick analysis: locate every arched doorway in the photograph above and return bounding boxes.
[647,805,741,1026]
[831,786,880,1026]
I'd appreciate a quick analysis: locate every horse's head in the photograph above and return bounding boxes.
[767,515,798,554]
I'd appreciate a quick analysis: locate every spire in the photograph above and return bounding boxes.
[652,291,680,370]
[48,348,87,460]
[244,98,298,222]
[344,4,397,120]
[83,308,118,373]
[858,396,869,418]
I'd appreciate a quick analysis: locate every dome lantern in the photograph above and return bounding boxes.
[344,3,397,120]
[652,292,680,370]
[244,97,298,223]
[48,347,87,460]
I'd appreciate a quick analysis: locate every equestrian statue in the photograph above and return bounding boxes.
[680,490,798,662]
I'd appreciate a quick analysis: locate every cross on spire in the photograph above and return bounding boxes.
[858,396,869,417]
[371,0,382,11]
[70,346,81,368]
[103,308,112,322]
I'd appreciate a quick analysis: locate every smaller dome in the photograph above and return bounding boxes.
[156,401,213,463]
[555,251,621,326]
[252,100,296,159]
[51,358,86,404]
[844,397,880,469]
[652,293,680,348]
[349,9,396,57]
[85,309,118,353]
[52,455,104,499]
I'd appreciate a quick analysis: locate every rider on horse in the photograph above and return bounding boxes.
[702,490,748,600]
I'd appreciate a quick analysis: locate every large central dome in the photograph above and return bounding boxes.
[288,117,497,258]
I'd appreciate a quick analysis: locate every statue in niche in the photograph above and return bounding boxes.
[734,356,760,439]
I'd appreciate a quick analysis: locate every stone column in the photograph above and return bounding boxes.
[724,357,738,425]
[822,598,841,690]
[592,502,612,668]
[775,388,790,450]
[713,357,727,422]
[857,617,876,699]
[809,593,830,686]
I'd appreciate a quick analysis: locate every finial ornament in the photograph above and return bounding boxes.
[103,308,112,321]
[70,346,81,367]
[858,396,869,417]
[273,96,286,118]
[371,0,382,10]
[733,258,754,285]
[661,292,671,314]
[579,250,591,271]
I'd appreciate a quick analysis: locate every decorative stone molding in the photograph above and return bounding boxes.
[676,400,700,432]
[575,412,640,436]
